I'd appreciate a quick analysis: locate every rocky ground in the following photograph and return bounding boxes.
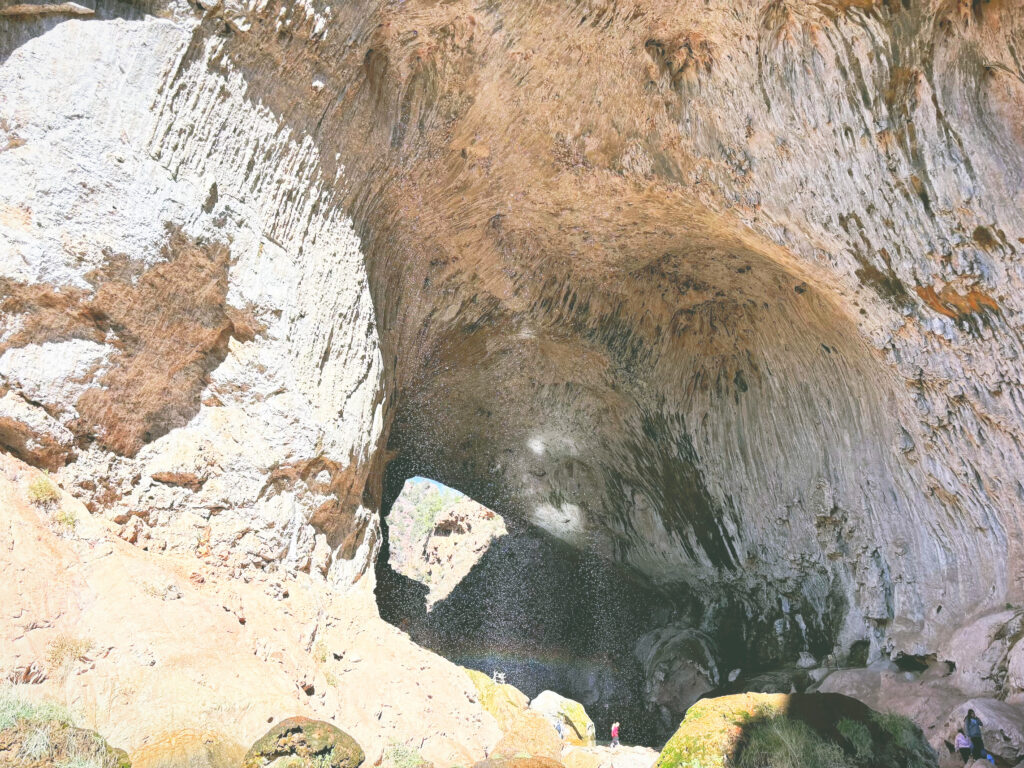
[0,452,501,766]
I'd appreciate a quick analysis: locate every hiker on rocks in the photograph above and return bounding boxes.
[965,709,985,759]
[555,720,563,739]
[954,729,971,763]
[610,721,620,748]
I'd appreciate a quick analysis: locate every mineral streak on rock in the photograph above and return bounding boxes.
[1,0,1024,711]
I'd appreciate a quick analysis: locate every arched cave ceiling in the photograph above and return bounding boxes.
[1,0,1023,663]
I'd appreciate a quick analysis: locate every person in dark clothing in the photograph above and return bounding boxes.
[965,709,985,759]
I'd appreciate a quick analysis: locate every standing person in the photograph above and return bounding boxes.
[555,720,563,740]
[965,709,985,759]
[954,730,971,764]
[610,721,620,749]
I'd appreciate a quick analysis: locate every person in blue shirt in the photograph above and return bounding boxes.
[965,709,985,760]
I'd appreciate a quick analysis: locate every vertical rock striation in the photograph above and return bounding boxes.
[2,0,1024,718]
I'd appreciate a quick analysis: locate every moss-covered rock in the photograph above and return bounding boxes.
[0,718,131,768]
[242,717,364,768]
[529,691,596,746]
[654,692,937,768]
[462,668,561,760]
[655,692,789,768]
[464,668,531,728]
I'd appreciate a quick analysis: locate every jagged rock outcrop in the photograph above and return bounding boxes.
[3,0,1024,738]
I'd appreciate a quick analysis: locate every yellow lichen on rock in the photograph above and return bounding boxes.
[654,693,789,768]
[462,669,562,761]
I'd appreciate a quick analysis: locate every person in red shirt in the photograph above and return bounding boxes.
[610,722,620,748]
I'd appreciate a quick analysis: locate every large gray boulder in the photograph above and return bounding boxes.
[941,699,1024,766]
[634,626,719,732]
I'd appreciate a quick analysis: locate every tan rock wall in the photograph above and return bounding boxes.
[2,0,1024,670]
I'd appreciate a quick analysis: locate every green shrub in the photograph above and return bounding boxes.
[869,712,917,751]
[836,718,873,762]
[737,716,853,768]
[28,474,59,505]
[54,506,78,530]
[0,685,74,729]
[868,711,934,768]
[384,741,430,768]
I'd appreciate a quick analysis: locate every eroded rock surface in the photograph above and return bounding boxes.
[0,452,502,766]
[2,0,1024,747]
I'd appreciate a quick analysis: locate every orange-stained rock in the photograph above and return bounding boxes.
[130,729,245,768]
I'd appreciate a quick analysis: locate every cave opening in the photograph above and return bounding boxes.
[375,474,681,747]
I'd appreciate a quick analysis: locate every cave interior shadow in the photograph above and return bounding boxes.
[374,474,683,748]
[725,693,939,768]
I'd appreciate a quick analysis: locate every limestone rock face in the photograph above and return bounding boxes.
[1,6,386,587]
[634,626,720,733]
[941,699,1024,766]
[2,0,1024,691]
[0,452,502,767]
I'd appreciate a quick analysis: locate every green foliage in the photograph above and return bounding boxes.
[868,712,916,751]
[384,741,430,768]
[54,506,78,530]
[0,685,74,729]
[868,711,934,768]
[737,717,853,768]
[836,718,873,762]
[410,485,457,540]
[28,474,59,505]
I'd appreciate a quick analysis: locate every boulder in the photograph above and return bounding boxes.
[464,668,532,727]
[529,690,596,746]
[242,717,364,768]
[131,729,246,768]
[490,711,563,761]
[653,692,935,768]
[463,669,562,760]
[940,699,1024,765]
[562,745,660,768]
[940,611,1024,697]
[634,626,719,731]
[0,718,130,768]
